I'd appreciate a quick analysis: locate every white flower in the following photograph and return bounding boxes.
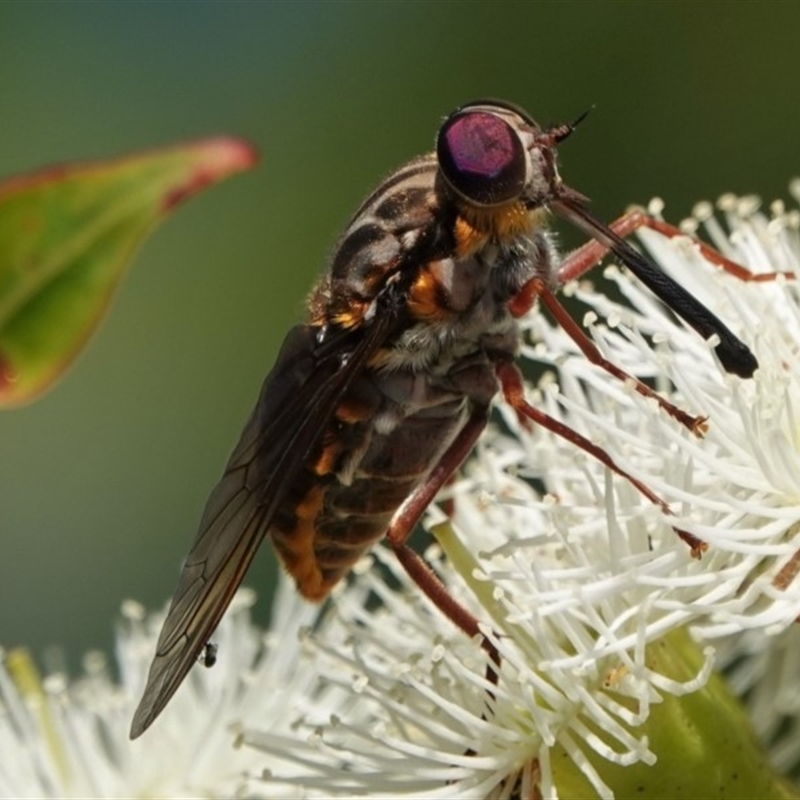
[0,587,319,799]
[5,192,800,799]
[238,193,800,797]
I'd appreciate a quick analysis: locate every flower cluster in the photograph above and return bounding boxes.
[3,192,800,798]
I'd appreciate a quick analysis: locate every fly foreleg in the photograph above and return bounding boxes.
[555,206,792,285]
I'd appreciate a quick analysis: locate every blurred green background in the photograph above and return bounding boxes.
[1,1,798,672]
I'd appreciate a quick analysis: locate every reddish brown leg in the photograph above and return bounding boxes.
[497,360,706,556]
[516,277,708,437]
[386,409,487,550]
[772,535,800,622]
[385,409,501,679]
[556,207,793,285]
[439,479,457,519]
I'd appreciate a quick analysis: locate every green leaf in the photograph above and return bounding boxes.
[0,137,257,407]
[551,628,799,799]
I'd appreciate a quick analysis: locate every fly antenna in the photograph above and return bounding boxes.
[551,105,594,144]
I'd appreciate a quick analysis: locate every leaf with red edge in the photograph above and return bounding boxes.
[0,137,258,407]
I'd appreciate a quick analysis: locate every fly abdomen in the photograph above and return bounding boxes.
[269,368,471,600]
[326,476,421,516]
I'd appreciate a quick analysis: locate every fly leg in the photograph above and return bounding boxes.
[555,206,793,285]
[496,359,706,556]
[385,408,501,683]
[510,276,707,436]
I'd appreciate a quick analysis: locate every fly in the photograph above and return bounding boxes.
[130,99,758,738]
[199,642,218,669]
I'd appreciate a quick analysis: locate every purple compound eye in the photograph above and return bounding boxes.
[437,111,526,206]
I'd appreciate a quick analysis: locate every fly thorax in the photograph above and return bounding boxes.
[487,228,559,301]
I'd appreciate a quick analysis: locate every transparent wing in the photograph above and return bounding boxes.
[130,317,394,738]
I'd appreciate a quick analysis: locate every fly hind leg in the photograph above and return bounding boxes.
[385,408,501,686]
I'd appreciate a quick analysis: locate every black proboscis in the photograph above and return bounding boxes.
[554,196,758,378]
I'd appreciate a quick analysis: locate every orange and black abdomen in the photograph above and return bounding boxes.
[269,368,469,601]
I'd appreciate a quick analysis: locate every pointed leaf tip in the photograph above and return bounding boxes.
[0,135,258,407]
[160,137,259,211]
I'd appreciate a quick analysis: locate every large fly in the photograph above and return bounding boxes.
[130,99,758,738]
